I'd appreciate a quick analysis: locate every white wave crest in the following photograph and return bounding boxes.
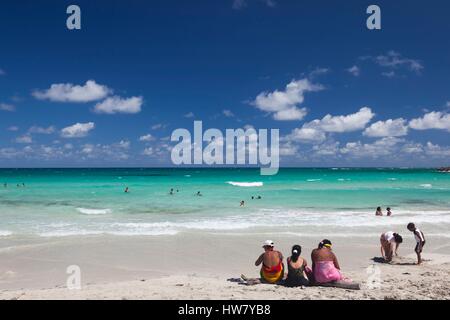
[227,181,263,187]
[77,208,112,215]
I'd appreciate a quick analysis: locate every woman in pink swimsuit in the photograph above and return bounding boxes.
[311,239,343,284]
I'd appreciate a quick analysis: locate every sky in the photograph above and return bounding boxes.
[1,0,450,167]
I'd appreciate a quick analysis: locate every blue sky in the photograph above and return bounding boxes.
[1,0,450,167]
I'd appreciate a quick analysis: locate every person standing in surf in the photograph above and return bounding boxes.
[407,223,426,265]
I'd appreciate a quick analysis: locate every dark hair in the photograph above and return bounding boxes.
[387,207,391,211]
[318,239,332,249]
[376,207,381,211]
[407,222,415,230]
[291,245,302,262]
[393,233,403,243]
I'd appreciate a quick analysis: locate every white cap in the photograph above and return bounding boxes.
[263,240,274,247]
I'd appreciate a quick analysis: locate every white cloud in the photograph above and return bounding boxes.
[33,80,111,103]
[142,147,154,156]
[93,96,142,114]
[15,135,33,144]
[283,107,374,145]
[424,142,450,157]
[340,137,404,158]
[284,127,326,143]
[7,126,19,131]
[139,134,155,142]
[375,51,423,73]
[309,67,330,78]
[252,79,323,121]
[0,68,5,75]
[0,103,15,112]
[409,111,450,131]
[273,107,307,121]
[151,123,166,130]
[381,71,396,78]
[363,118,408,137]
[222,109,235,117]
[61,122,95,138]
[28,125,56,134]
[117,140,130,149]
[347,65,360,77]
[305,107,375,133]
[184,112,195,118]
[232,0,275,10]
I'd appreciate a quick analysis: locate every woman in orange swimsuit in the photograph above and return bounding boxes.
[255,240,284,284]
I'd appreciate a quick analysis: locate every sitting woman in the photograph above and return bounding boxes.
[285,245,310,287]
[380,231,403,262]
[255,240,284,284]
[311,239,343,284]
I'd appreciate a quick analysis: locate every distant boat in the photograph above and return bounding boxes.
[437,167,450,172]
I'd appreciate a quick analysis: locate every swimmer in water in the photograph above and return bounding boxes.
[169,188,174,195]
[257,196,262,199]
[387,207,392,216]
[240,200,245,207]
[196,191,202,196]
[124,187,129,193]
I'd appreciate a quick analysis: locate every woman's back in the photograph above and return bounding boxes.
[286,257,309,287]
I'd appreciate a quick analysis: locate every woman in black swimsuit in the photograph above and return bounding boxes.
[285,245,310,287]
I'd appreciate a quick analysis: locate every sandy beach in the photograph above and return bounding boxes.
[1,233,449,300]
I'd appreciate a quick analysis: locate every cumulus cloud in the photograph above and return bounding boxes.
[142,147,154,156]
[222,109,235,117]
[340,137,404,158]
[409,111,450,132]
[363,118,408,137]
[61,122,95,138]
[93,96,143,114]
[7,126,19,131]
[347,65,360,77]
[374,51,423,73]
[232,0,275,10]
[381,71,396,78]
[252,79,323,121]
[139,134,155,142]
[28,125,56,134]
[151,123,166,130]
[33,80,111,103]
[0,103,15,112]
[284,127,327,143]
[305,107,375,133]
[15,135,32,144]
[283,107,374,144]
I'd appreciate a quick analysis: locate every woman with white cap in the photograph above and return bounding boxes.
[254,240,284,284]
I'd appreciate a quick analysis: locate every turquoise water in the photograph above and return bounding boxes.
[0,168,449,238]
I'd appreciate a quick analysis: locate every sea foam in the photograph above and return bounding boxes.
[227,181,263,187]
[77,208,112,215]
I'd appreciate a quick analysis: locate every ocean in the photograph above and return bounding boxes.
[1,168,449,239]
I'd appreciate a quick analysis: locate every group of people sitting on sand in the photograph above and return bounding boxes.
[243,239,355,288]
[245,222,426,287]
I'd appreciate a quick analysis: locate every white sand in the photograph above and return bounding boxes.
[1,233,450,300]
